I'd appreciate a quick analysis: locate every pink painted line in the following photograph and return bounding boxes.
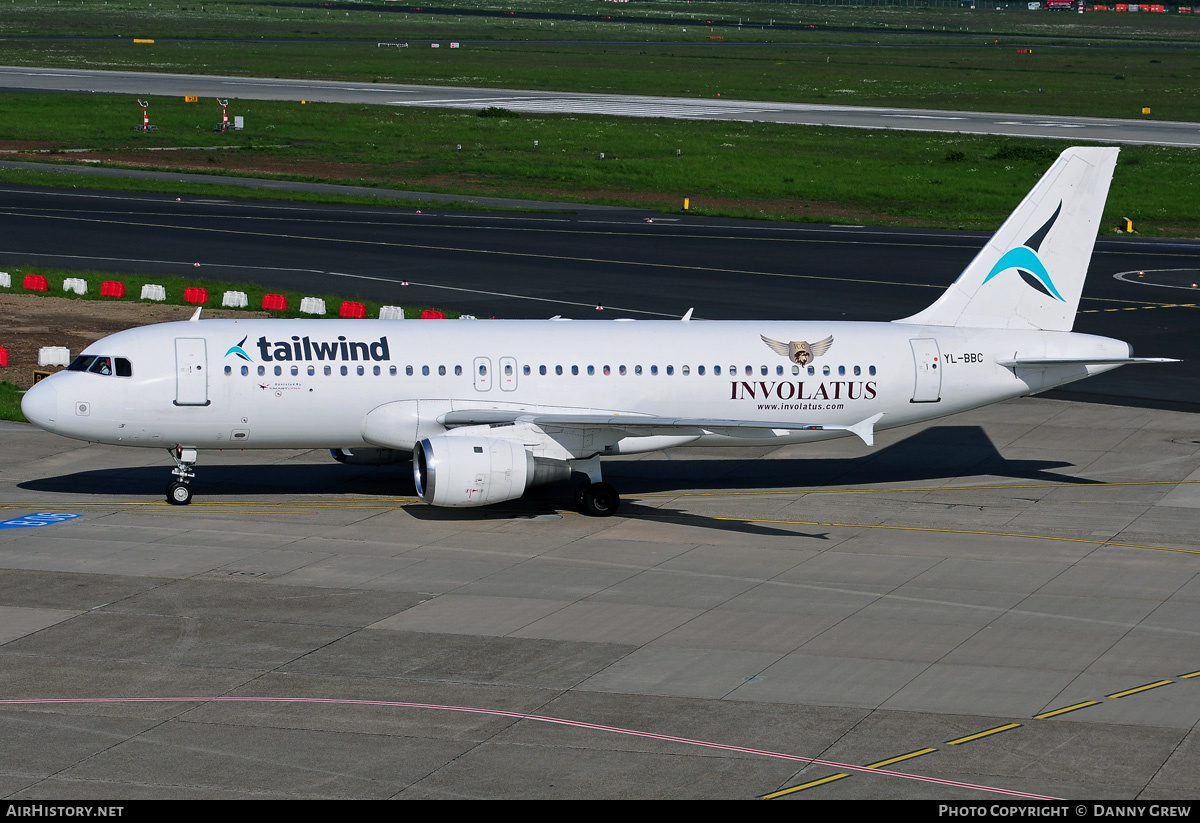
[0,696,1061,800]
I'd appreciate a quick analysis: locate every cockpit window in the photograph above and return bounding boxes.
[67,355,132,377]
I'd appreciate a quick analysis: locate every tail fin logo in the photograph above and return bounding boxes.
[982,201,1065,302]
[225,335,253,362]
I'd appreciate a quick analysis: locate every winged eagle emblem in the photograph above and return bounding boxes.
[760,334,834,365]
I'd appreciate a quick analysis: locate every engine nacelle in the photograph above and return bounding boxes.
[330,448,409,467]
[413,435,570,507]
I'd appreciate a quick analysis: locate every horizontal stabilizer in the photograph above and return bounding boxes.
[997,357,1179,368]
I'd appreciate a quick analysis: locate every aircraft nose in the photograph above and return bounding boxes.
[21,380,57,431]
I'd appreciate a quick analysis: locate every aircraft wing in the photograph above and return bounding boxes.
[440,410,885,446]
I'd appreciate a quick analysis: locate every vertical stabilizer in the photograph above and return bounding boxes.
[896,146,1118,332]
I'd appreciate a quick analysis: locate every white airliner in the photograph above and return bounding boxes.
[20,146,1173,515]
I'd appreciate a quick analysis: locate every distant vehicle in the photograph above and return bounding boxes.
[21,147,1174,515]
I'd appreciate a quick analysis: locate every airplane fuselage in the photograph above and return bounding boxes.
[24,317,1129,453]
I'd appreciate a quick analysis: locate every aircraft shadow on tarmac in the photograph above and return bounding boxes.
[19,426,1091,527]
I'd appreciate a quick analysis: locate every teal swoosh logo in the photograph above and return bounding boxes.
[982,246,1064,302]
[225,335,253,362]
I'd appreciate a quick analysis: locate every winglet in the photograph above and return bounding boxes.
[681,308,694,321]
[189,307,202,322]
[848,413,884,447]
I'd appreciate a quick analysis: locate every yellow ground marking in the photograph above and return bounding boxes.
[1180,671,1200,679]
[865,748,937,768]
[1108,680,1173,699]
[640,478,1200,500]
[762,773,851,798]
[703,516,1200,556]
[946,724,1023,745]
[1035,701,1102,719]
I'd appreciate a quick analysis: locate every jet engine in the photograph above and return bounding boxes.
[413,435,570,507]
[330,448,409,466]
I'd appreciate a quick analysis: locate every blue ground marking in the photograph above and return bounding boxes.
[0,512,82,530]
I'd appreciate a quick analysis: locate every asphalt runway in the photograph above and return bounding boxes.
[0,161,1198,798]
[1,393,1199,799]
[0,184,1197,407]
[3,66,1200,147]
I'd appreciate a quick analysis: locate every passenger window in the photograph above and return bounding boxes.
[822,366,830,376]
[869,365,877,376]
[478,364,487,376]
[838,366,846,376]
[714,366,721,375]
[455,365,463,376]
[308,366,315,376]
[667,366,675,375]
[291,366,299,376]
[760,366,768,376]
[651,365,658,376]
[340,365,348,376]
[619,365,626,376]
[807,366,815,376]
[523,365,530,376]
[241,366,249,377]
[406,365,413,376]
[744,366,752,376]
[325,366,332,376]
[274,366,282,376]
[587,366,595,376]
[776,365,784,376]
[854,365,861,376]
[792,365,799,375]
[635,365,643,375]
[603,365,610,376]
[539,365,547,376]
[224,365,232,376]
[697,366,704,375]
[571,366,579,375]
[438,365,446,376]
[422,366,430,376]
[555,365,563,375]
[374,365,381,376]
[258,366,266,376]
[357,365,364,376]
[389,366,397,376]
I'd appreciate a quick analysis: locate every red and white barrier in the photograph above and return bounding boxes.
[299,297,326,315]
[38,347,70,367]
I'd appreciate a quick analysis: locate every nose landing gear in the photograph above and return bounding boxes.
[166,447,198,506]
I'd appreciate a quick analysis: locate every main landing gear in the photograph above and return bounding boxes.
[571,457,620,517]
[166,447,197,506]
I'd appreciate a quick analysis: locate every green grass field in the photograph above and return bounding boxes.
[1,1,1198,230]
[2,94,1198,232]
